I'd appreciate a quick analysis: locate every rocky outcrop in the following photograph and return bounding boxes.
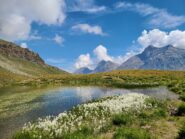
[0,39,45,65]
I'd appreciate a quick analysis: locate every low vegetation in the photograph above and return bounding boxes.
[13,94,157,139]
[14,93,184,139]
[177,121,185,139]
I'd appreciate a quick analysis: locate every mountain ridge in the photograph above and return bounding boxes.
[75,60,119,74]
[118,45,185,70]
[76,45,185,74]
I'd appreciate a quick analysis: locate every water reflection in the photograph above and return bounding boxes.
[0,86,178,139]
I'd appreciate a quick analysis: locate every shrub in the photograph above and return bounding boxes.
[153,108,167,117]
[112,113,132,126]
[180,94,185,101]
[177,122,185,139]
[177,103,185,116]
[13,132,36,139]
[114,127,150,139]
[62,126,94,139]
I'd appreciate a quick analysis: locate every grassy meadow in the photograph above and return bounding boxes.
[18,70,185,100]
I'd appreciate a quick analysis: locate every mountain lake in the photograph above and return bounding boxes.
[0,86,178,139]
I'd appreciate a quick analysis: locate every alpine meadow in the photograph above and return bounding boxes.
[0,0,185,139]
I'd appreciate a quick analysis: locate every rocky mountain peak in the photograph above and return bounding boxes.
[118,45,185,70]
[0,39,45,65]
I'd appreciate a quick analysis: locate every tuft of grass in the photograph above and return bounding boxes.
[13,132,33,139]
[180,94,185,101]
[114,127,151,139]
[112,113,133,126]
[177,121,185,139]
[176,103,185,116]
[62,126,94,139]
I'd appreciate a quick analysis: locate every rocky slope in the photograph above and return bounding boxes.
[118,45,185,70]
[0,40,45,65]
[92,60,119,73]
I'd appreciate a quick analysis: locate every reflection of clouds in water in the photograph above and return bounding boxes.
[74,87,97,102]
[74,86,178,102]
[40,86,178,106]
[74,87,135,102]
[101,88,131,96]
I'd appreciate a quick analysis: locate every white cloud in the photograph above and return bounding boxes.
[138,29,185,49]
[20,42,28,48]
[68,0,106,13]
[93,45,113,61]
[75,53,92,69]
[115,1,185,28]
[74,44,137,69]
[72,24,106,36]
[53,34,64,45]
[0,0,66,41]
[0,14,31,41]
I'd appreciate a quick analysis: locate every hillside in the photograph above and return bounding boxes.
[0,39,67,87]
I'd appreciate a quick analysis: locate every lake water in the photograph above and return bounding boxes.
[0,86,178,139]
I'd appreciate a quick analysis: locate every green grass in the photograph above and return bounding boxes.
[177,103,185,116]
[112,113,133,126]
[177,121,185,139]
[114,127,151,139]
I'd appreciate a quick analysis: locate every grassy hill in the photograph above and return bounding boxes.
[0,39,68,87]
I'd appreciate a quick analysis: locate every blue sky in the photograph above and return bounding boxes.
[0,0,185,72]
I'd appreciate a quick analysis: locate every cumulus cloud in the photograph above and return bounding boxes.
[93,45,113,61]
[75,45,113,69]
[20,42,28,48]
[53,34,64,45]
[67,0,106,13]
[115,1,185,29]
[72,24,106,36]
[138,29,185,49]
[75,53,92,69]
[0,14,31,41]
[0,0,66,41]
[74,44,135,69]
